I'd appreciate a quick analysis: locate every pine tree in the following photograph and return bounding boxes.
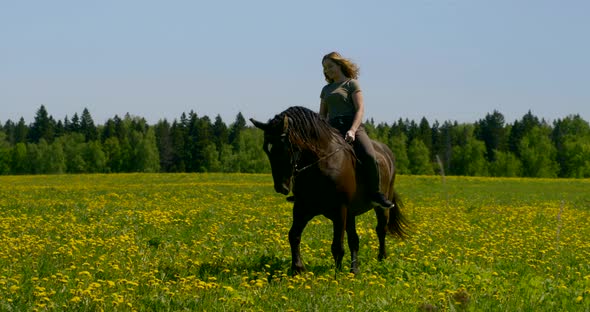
[228,112,246,152]
[54,120,65,138]
[212,115,229,152]
[475,110,507,161]
[417,117,432,157]
[198,116,213,171]
[80,108,98,141]
[170,120,186,172]
[29,105,55,143]
[436,121,455,174]
[0,131,11,174]
[154,119,175,172]
[2,120,16,145]
[101,118,117,142]
[185,111,199,172]
[508,110,541,155]
[69,113,81,133]
[14,117,29,143]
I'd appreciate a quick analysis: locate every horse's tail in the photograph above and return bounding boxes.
[387,190,408,238]
[376,141,408,239]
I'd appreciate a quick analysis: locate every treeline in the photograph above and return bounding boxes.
[364,110,590,178]
[0,105,268,175]
[1,105,589,178]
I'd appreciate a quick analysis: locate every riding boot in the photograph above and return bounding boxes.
[365,158,395,209]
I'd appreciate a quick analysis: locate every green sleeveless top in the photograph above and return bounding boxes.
[320,79,361,120]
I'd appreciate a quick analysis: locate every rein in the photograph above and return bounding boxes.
[293,147,342,175]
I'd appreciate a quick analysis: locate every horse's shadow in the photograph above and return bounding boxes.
[187,254,334,281]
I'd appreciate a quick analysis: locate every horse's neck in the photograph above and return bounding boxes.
[310,137,342,156]
[306,141,350,168]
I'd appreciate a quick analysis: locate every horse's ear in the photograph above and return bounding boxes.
[283,115,289,133]
[250,118,268,131]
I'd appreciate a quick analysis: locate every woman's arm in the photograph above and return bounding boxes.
[319,98,328,119]
[346,90,364,142]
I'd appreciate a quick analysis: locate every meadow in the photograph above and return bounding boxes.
[0,173,589,311]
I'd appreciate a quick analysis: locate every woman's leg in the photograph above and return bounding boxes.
[354,127,394,209]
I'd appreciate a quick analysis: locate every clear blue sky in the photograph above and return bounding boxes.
[1,1,588,126]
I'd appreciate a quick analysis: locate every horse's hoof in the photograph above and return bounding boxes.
[291,266,305,275]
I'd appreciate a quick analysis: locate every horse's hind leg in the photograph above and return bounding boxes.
[374,208,388,261]
[346,215,360,274]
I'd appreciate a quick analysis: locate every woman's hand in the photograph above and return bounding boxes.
[345,130,356,143]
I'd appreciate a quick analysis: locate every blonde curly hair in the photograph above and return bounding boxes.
[322,52,360,83]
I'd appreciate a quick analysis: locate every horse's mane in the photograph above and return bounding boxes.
[270,106,352,156]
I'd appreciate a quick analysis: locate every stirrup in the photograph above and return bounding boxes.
[373,201,395,209]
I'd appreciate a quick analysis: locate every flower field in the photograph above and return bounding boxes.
[1,173,589,311]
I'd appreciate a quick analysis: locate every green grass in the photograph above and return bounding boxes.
[0,173,589,311]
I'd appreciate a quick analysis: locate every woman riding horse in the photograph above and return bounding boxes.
[250,106,406,274]
[318,51,394,209]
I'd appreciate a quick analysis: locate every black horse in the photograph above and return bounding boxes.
[251,106,406,274]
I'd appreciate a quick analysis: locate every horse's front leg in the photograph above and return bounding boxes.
[346,215,360,274]
[331,206,347,271]
[289,205,311,275]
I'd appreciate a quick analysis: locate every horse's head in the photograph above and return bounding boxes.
[250,115,294,195]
